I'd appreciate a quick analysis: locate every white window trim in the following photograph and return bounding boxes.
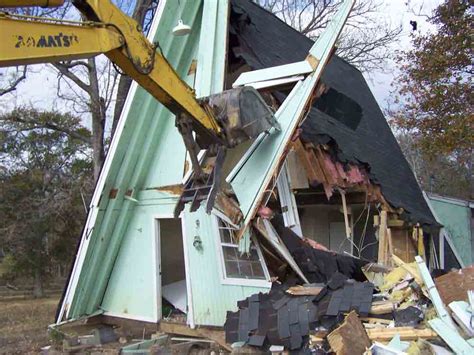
[212,216,271,288]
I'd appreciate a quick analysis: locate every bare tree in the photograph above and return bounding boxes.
[257,0,402,72]
[52,0,158,180]
[0,67,27,97]
[52,58,118,181]
[0,3,72,97]
[0,1,158,181]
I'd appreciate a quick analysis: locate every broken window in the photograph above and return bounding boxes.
[216,219,269,282]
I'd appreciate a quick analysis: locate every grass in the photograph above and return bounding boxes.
[0,297,59,354]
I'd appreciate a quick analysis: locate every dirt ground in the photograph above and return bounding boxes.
[0,297,59,354]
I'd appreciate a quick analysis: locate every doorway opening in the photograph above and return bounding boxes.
[156,218,187,320]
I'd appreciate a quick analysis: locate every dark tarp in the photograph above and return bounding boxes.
[229,0,436,227]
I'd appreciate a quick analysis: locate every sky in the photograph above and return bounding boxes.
[0,0,443,124]
[365,0,442,109]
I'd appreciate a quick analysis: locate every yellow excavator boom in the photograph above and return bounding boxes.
[0,0,64,7]
[0,0,279,213]
[0,0,221,140]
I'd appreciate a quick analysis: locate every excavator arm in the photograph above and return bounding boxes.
[0,0,278,214]
[0,0,221,142]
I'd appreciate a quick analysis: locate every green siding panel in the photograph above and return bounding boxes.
[66,0,203,320]
[182,0,270,327]
[429,198,472,265]
[183,206,269,326]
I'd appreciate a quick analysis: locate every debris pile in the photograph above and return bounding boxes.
[223,219,474,354]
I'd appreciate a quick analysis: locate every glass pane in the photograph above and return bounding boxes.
[218,219,237,244]
[220,227,233,244]
[223,246,239,261]
[246,247,260,261]
[250,261,265,278]
[222,247,266,280]
[225,261,242,278]
[238,262,253,277]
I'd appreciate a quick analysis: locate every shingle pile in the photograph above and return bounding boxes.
[224,276,374,350]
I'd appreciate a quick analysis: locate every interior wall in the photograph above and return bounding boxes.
[159,219,186,286]
[299,204,380,260]
[299,205,345,250]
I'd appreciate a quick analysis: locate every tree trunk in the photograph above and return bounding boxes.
[33,269,44,298]
[111,0,155,137]
[87,58,106,182]
[112,75,132,136]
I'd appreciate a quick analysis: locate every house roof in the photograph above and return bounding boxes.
[230,0,436,227]
[425,192,474,208]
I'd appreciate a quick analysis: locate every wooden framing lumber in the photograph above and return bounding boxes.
[365,327,438,341]
[159,321,231,352]
[369,300,396,315]
[377,210,388,265]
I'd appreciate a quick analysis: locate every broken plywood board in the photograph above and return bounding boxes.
[327,311,371,355]
[434,266,474,305]
[227,0,355,238]
[415,256,456,331]
[391,228,417,263]
[286,148,309,189]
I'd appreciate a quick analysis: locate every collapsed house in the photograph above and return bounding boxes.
[52,0,472,353]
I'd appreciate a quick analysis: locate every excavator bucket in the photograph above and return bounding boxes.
[202,86,280,148]
[175,87,279,217]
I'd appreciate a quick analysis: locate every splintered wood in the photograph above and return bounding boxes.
[369,300,396,315]
[327,311,371,355]
[293,140,388,203]
[286,285,324,296]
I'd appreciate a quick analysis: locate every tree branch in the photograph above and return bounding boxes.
[0,66,27,96]
[3,116,92,145]
[52,62,91,93]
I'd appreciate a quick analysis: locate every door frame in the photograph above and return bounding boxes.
[153,214,180,322]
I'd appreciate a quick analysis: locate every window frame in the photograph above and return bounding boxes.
[213,216,271,288]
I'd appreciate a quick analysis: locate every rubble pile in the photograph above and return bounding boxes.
[223,223,474,354]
